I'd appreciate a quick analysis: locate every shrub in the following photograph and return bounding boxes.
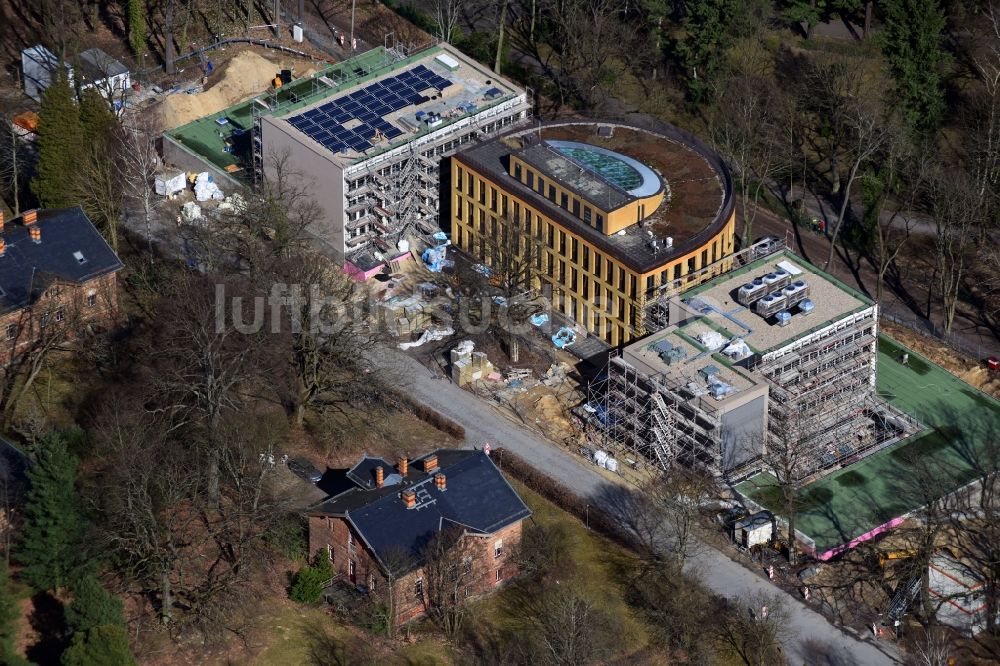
[61,624,136,666]
[290,554,333,604]
[265,514,309,562]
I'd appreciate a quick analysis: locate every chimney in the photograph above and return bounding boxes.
[375,465,384,488]
[402,489,416,509]
[422,454,438,472]
[23,210,37,226]
[0,239,5,257]
[0,211,4,231]
[398,456,408,477]
[29,226,40,244]
[434,473,446,492]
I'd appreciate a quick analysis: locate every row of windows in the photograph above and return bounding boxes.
[510,162,606,232]
[5,295,99,340]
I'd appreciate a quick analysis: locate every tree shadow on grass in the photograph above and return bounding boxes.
[25,590,68,665]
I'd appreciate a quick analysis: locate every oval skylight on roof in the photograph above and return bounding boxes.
[547,140,662,197]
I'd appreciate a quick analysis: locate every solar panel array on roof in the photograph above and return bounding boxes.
[287,64,453,155]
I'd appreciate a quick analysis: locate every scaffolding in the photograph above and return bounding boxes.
[586,351,729,475]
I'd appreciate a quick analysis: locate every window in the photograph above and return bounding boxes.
[479,181,486,205]
[494,539,503,558]
[463,556,473,574]
[583,207,592,224]
[369,574,377,593]
[5,324,15,340]
[349,559,356,580]
[572,199,580,217]
[490,188,498,212]
[40,313,49,328]
[495,568,503,582]
[513,163,522,180]
[548,184,556,201]
[414,578,423,597]
[527,172,534,188]
[560,192,569,209]
[55,307,65,322]
[596,214,604,233]
[348,532,355,554]
[87,293,97,308]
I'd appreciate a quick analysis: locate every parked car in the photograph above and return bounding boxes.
[287,457,323,483]
[752,235,780,257]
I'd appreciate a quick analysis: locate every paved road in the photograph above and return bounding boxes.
[383,348,901,666]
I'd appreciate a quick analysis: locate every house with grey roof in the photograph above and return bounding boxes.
[306,449,531,623]
[0,207,123,362]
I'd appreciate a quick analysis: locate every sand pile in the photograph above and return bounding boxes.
[156,51,284,130]
[882,321,1000,399]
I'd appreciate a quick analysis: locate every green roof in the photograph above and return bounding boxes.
[735,334,1000,555]
[163,47,440,177]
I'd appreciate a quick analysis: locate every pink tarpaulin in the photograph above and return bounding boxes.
[342,260,384,281]
[814,516,907,561]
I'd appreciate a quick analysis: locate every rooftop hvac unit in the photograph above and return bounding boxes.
[798,299,815,315]
[782,280,811,309]
[776,311,792,327]
[761,271,791,292]
[708,379,733,399]
[755,291,787,318]
[738,277,769,305]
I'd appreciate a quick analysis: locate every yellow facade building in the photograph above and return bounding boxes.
[450,121,736,347]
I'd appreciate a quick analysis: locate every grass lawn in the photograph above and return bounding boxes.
[253,600,453,666]
[736,334,1000,556]
[470,479,653,658]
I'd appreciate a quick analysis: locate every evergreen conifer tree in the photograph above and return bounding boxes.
[65,574,125,635]
[127,0,147,56]
[31,74,84,208]
[16,433,86,591]
[62,624,136,666]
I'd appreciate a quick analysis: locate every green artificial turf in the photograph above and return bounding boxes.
[736,335,1000,554]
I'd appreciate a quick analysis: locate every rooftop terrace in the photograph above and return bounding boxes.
[735,335,1000,557]
[681,250,873,355]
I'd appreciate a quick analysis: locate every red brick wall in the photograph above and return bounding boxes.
[307,514,524,625]
[0,271,119,363]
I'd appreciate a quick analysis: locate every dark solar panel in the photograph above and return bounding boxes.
[289,63,461,154]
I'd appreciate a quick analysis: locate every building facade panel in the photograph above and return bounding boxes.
[452,122,735,346]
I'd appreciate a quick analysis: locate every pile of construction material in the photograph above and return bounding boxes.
[381,294,433,337]
[450,340,495,386]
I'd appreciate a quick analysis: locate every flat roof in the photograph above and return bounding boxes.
[456,121,733,274]
[736,335,1000,555]
[623,329,758,393]
[681,250,873,354]
[166,44,522,177]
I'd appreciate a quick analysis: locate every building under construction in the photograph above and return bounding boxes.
[588,244,919,482]
[164,42,529,269]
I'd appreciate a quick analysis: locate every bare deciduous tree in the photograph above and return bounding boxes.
[118,111,160,260]
[422,527,475,638]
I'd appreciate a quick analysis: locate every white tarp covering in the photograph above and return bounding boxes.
[181,201,202,221]
[399,327,455,350]
[155,172,186,196]
[722,339,751,359]
[698,331,726,350]
[194,172,224,201]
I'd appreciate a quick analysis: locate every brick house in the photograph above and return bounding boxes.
[0,207,122,363]
[306,449,531,624]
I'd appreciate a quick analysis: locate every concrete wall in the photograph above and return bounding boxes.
[161,136,244,192]
[260,116,346,260]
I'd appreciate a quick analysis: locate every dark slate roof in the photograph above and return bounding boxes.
[307,449,531,569]
[345,454,400,490]
[0,208,123,315]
